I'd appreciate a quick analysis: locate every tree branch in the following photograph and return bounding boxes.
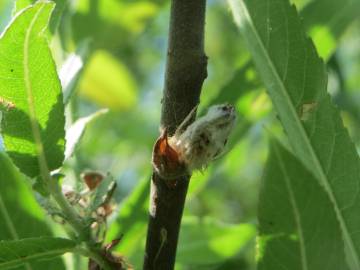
[143,0,207,269]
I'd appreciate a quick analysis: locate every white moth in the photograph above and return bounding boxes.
[169,103,237,172]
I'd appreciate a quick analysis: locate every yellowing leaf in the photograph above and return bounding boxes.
[79,50,137,111]
[75,0,158,33]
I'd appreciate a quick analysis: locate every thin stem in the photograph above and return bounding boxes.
[76,246,113,270]
[49,179,114,269]
[87,246,113,270]
[48,177,88,237]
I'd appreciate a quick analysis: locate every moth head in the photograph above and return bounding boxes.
[206,103,237,127]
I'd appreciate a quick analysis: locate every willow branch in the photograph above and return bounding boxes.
[143,0,207,269]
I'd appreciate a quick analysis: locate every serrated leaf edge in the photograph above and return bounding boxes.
[229,0,360,267]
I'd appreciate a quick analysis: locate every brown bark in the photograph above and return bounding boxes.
[143,0,207,269]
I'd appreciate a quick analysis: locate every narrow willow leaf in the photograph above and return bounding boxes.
[0,2,65,178]
[0,152,67,270]
[65,108,108,160]
[0,237,76,270]
[258,141,348,270]
[214,0,359,123]
[14,0,67,33]
[300,0,360,60]
[59,39,91,104]
[230,0,360,268]
[209,0,359,115]
[14,0,34,13]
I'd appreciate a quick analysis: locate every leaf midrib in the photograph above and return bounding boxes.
[0,247,72,269]
[23,3,51,182]
[0,195,19,241]
[0,174,33,270]
[274,145,308,270]
[231,0,360,267]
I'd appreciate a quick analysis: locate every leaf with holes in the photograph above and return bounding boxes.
[0,2,65,178]
[258,140,348,270]
[230,0,360,268]
[0,237,76,270]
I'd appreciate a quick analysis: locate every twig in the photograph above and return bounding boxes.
[143,0,207,269]
[48,177,113,270]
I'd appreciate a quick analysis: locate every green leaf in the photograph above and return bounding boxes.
[209,0,359,116]
[230,0,360,268]
[177,217,255,266]
[78,50,138,111]
[65,109,108,160]
[205,61,262,108]
[300,0,360,60]
[0,237,76,270]
[0,2,65,178]
[59,39,91,104]
[14,0,67,33]
[72,0,159,43]
[258,140,348,270]
[14,0,33,13]
[0,152,67,269]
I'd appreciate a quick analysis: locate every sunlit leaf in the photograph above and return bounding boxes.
[75,0,158,34]
[65,109,108,160]
[0,2,65,177]
[14,0,33,13]
[59,40,91,104]
[78,50,137,111]
[14,0,67,33]
[230,0,360,268]
[0,237,76,270]
[258,140,348,270]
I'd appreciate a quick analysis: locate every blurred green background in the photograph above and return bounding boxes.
[0,0,359,269]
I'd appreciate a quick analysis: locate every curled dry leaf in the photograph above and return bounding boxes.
[152,129,187,180]
[82,171,105,190]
